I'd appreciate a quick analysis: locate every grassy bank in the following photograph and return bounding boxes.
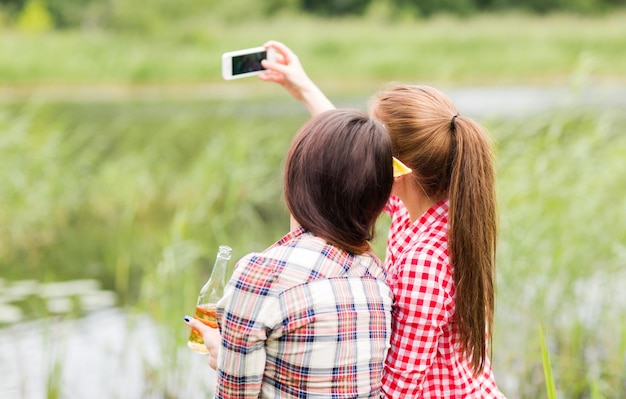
[0,12,625,96]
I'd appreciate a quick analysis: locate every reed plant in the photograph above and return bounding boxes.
[540,325,557,399]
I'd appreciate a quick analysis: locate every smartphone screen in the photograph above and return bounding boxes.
[232,51,267,76]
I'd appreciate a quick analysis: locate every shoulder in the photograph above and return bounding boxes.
[395,242,449,287]
[232,232,340,293]
[349,251,386,279]
[390,223,453,308]
[228,252,278,300]
[397,216,448,272]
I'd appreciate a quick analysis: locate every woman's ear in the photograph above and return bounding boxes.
[392,157,412,178]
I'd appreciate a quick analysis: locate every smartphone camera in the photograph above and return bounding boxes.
[222,46,276,80]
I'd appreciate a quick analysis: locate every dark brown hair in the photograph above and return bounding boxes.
[284,109,393,254]
[370,84,497,374]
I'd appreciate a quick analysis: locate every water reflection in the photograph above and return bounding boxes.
[0,278,116,324]
[0,308,216,399]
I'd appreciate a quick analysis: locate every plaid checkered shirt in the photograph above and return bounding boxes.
[381,195,506,398]
[215,227,392,399]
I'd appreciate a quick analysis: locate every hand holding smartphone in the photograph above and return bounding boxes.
[222,46,276,80]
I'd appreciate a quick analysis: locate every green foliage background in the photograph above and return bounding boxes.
[2,0,626,31]
[0,3,625,399]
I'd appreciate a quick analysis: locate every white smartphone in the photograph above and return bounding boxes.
[221,46,276,80]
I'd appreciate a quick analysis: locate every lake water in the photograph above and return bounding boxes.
[0,305,216,399]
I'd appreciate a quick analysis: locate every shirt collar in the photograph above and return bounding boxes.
[275,225,306,246]
[411,197,449,235]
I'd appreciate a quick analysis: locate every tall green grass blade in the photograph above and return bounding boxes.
[539,325,557,399]
[590,380,602,399]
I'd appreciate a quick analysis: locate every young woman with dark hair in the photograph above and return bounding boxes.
[258,41,506,399]
[186,109,395,398]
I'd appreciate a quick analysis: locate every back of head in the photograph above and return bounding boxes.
[369,84,460,198]
[284,109,393,254]
[370,84,498,375]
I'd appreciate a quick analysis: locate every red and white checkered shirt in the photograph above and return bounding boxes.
[215,227,393,399]
[381,195,505,398]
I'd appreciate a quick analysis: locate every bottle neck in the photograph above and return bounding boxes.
[197,245,232,304]
[211,246,232,285]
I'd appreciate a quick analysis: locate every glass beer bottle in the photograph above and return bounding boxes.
[187,244,232,353]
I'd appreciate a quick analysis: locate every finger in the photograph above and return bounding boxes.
[264,40,296,64]
[208,353,217,370]
[184,315,210,334]
[261,59,290,75]
[185,315,222,351]
[202,326,221,369]
[274,53,286,65]
[258,72,286,85]
[203,325,221,341]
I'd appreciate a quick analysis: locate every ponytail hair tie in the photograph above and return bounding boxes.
[450,114,459,131]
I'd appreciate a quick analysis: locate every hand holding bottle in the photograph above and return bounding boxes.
[186,245,232,354]
[184,315,220,369]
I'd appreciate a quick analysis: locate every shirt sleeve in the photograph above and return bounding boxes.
[215,255,279,399]
[381,248,453,398]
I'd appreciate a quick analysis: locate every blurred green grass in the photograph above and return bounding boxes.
[0,12,624,93]
[1,96,624,398]
[492,108,626,398]
[0,99,303,283]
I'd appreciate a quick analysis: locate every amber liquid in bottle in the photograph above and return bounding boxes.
[187,304,218,353]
